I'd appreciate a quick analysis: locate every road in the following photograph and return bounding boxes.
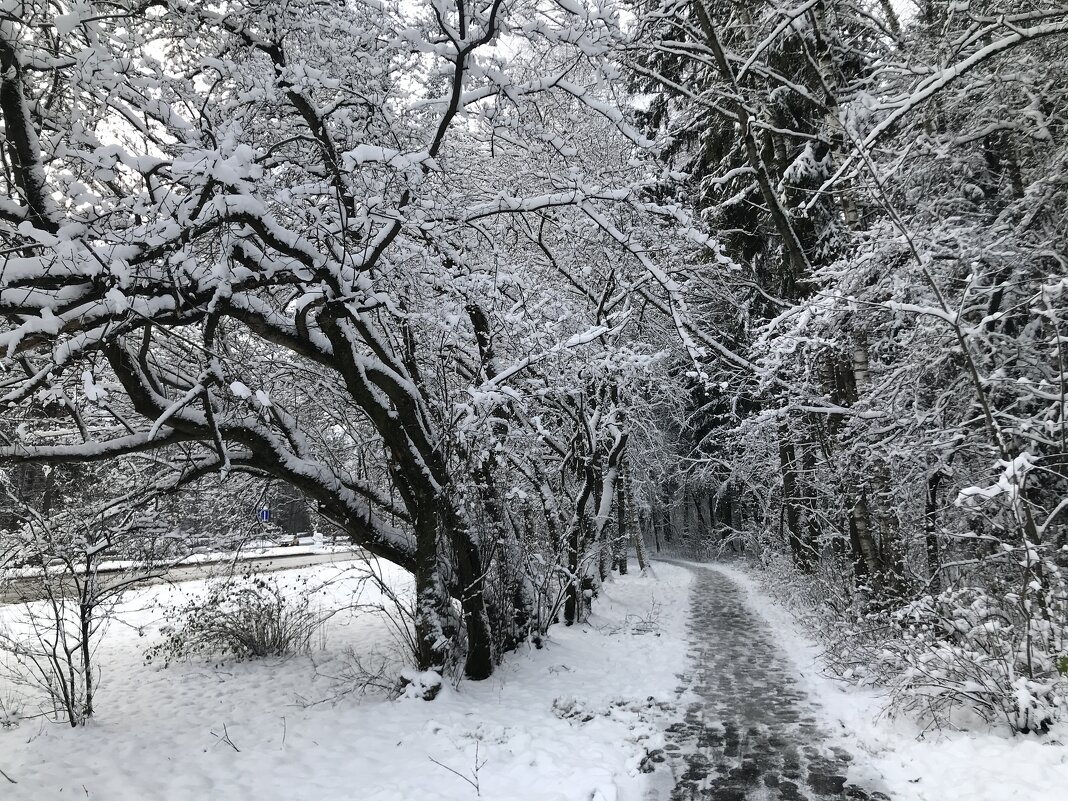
[0,550,361,605]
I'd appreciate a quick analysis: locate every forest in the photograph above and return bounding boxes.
[2,1,1068,790]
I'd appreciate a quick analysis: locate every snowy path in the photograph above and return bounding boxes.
[661,566,889,801]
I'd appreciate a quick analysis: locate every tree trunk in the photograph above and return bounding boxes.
[925,470,943,593]
[615,471,628,574]
[565,470,594,626]
[631,488,649,573]
[799,440,820,570]
[778,420,807,568]
[79,596,94,722]
[412,511,453,673]
[450,520,495,680]
[849,496,881,589]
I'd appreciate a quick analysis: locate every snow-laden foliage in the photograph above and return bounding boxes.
[0,0,713,684]
[6,0,1067,736]
[630,0,1068,732]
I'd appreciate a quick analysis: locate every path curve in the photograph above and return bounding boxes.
[658,564,890,801]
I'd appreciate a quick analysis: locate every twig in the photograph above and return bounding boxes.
[210,723,241,752]
[0,766,16,784]
[428,742,485,797]
[427,755,478,791]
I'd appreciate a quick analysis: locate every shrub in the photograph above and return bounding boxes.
[0,592,101,727]
[883,586,1068,733]
[752,548,1068,734]
[146,576,323,665]
[0,689,23,728]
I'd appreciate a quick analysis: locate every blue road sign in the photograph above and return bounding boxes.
[258,508,270,523]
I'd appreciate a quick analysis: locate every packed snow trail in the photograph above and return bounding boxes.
[660,565,889,801]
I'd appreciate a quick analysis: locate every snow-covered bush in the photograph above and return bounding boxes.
[761,548,1068,733]
[750,544,1068,734]
[754,550,871,649]
[146,576,323,665]
[0,686,24,728]
[882,577,1068,733]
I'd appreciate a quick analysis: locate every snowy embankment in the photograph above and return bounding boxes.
[715,563,1068,801]
[1,561,692,801]
[0,539,352,580]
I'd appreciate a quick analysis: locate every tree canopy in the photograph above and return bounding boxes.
[3,0,1068,722]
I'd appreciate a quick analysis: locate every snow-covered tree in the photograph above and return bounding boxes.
[0,0,722,679]
[624,0,1068,730]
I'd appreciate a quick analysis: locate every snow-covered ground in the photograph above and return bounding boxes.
[716,563,1068,801]
[1,560,692,801]
[6,557,1064,801]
